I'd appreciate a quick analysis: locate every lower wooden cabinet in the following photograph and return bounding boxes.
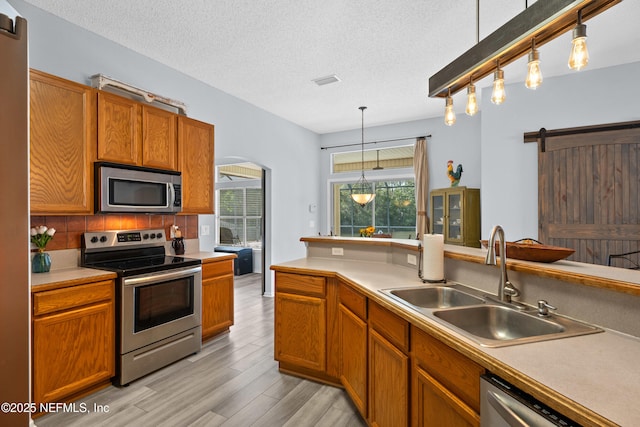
[201,258,235,341]
[338,281,368,418]
[411,326,483,427]
[368,301,410,427]
[32,279,115,405]
[275,273,327,373]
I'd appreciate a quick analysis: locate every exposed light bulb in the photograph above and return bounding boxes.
[444,92,456,126]
[491,68,506,105]
[465,83,478,116]
[525,45,543,89]
[568,23,588,71]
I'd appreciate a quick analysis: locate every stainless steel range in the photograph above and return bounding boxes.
[81,228,202,386]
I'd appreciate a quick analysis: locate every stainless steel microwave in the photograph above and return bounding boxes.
[95,162,182,214]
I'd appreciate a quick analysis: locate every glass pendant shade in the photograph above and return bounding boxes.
[568,24,588,71]
[351,174,375,207]
[525,48,543,89]
[465,84,478,116]
[491,69,506,105]
[444,94,456,126]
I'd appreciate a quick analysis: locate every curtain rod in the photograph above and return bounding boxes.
[320,135,430,150]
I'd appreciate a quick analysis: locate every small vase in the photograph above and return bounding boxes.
[32,250,51,273]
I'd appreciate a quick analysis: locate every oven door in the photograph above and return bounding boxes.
[121,265,202,354]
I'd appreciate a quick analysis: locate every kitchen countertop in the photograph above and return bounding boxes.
[31,251,234,292]
[272,256,640,427]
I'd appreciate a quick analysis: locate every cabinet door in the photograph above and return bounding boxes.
[413,365,479,427]
[275,292,326,372]
[97,91,140,165]
[430,192,445,236]
[33,300,114,403]
[30,70,96,214]
[368,328,409,427]
[142,105,177,170]
[339,304,367,418]
[446,190,463,244]
[202,274,234,340]
[178,116,215,214]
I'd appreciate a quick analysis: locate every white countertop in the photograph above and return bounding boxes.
[273,256,640,427]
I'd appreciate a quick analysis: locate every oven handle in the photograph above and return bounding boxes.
[123,266,202,287]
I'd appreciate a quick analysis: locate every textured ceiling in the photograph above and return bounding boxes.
[22,0,640,134]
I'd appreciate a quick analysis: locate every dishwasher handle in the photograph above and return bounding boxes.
[486,389,530,427]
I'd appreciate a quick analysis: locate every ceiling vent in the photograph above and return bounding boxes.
[312,74,341,86]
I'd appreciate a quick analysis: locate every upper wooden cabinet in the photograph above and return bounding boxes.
[430,187,481,248]
[30,70,96,214]
[97,92,177,170]
[178,116,215,214]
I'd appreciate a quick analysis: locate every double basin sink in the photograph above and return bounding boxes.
[381,284,602,347]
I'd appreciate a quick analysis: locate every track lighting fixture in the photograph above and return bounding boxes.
[568,9,589,71]
[465,80,478,116]
[525,39,543,89]
[444,89,456,126]
[491,62,506,105]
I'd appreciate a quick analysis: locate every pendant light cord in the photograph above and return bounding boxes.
[359,106,367,178]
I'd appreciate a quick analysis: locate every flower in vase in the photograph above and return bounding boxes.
[31,225,56,251]
[359,226,376,237]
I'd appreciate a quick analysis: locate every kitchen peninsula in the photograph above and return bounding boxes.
[271,236,640,427]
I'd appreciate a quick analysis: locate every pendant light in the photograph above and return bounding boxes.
[465,79,478,116]
[351,106,375,207]
[444,88,456,126]
[491,60,506,105]
[568,9,589,71]
[525,39,543,89]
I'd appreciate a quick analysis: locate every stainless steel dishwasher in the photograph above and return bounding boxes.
[480,373,582,426]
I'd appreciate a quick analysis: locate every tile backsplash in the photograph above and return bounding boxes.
[30,214,199,250]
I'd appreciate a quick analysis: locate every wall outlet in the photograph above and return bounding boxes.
[200,225,210,236]
[407,253,417,265]
[332,247,344,256]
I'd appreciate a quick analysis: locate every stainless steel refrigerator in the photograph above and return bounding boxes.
[0,6,30,427]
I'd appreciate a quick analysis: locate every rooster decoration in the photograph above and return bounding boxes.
[447,160,463,187]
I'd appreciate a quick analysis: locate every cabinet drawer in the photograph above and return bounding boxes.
[369,300,409,353]
[33,280,114,316]
[412,326,484,412]
[203,259,234,279]
[276,272,326,297]
[339,281,367,320]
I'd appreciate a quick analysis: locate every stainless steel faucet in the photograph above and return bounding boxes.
[485,225,520,303]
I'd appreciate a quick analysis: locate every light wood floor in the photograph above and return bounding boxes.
[36,273,366,427]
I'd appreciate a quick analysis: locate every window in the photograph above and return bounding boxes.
[334,179,416,238]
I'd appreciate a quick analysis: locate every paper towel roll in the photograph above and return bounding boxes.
[423,234,444,282]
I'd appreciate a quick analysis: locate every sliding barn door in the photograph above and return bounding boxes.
[533,122,640,266]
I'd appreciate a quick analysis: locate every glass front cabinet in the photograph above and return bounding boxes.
[430,187,481,247]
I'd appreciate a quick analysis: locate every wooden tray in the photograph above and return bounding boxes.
[480,239,575,263]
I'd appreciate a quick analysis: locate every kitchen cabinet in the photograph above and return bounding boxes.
[338,280,368,419]
[97,91,178,170]
[32,279,115,405]
[201,258,235,341]
[411,326,483,427]
[430,187,480,247]
[178,116,215,214]
[274,272,340,384]
[29,69,96,214]
[368,301,409,427]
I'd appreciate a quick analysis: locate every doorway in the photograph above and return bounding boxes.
[215,162,268,294]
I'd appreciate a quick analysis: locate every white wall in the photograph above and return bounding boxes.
[480,61,640,240]
[12,0,321,293]
[318,114,482,234]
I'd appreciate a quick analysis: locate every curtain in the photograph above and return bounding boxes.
[414,137,430,238]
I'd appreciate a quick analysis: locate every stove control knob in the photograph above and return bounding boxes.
[143,233,149,240]
[157,232,163,239]
[150,233,156,239]
[100,236,108,243]
[90,236,99,243]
